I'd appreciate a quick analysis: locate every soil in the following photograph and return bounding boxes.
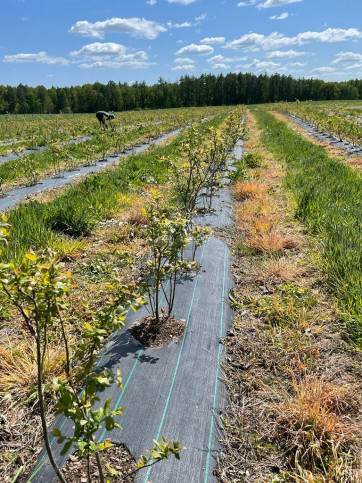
[196,207,216,214]
[179,261,202,273]
[56,443,135,482]
[130,316,186,348]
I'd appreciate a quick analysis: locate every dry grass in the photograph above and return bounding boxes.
[257,256,305,284]
[0,340,65,402]
[235,199,274,225]
[264,372,361,478]
[234,180,267,201]
[247,228,299,254]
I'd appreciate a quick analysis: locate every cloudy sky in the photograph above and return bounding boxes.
[2,0,361,87]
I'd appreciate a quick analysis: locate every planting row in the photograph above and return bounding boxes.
[0,106,231,192]
[0,107,216,145]
[0,107,246,482]
[274,101,362,146]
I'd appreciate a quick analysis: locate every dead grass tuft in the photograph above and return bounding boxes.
[247,228,299,254]
[0,340,65,402]
[264,372,361,476]
[234,180,267,201]
[258,256,305,284]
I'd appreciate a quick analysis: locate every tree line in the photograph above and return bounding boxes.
[0,73,361,114]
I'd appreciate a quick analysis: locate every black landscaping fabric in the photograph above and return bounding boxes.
[28,139,243,483]
[289,114,362,155]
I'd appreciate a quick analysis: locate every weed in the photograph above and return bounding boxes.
[0,340,65,404]
[243,151,264,169]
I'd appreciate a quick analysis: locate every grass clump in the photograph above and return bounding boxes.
[264,372,360,481]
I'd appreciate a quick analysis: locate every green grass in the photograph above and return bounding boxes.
[253,108,362,347]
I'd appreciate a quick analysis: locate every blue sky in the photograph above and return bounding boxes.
[1,0,361,87]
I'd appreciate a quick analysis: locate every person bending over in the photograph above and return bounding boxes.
[96,111,115,130]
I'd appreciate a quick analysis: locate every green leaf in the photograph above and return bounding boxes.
[60,440,72,456]
[105,416,115,431]
[52,428,62,437]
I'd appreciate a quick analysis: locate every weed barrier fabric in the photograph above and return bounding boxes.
[0,137,93,164]
[288,114,362,155]
[28,139,243,483]
[0,121,165,163]
[0,128,181,213]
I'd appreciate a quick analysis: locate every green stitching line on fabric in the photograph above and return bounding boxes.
[143,237,210,483]
[204,243,227,482]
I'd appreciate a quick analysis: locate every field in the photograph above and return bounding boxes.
[0,103,361,483]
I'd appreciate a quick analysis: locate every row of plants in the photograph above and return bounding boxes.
[0,107,246,481]
[0,106,231,191]
[0,216,184,483]
[273,101,362,146]
[253,108,362,346]
[0,107,222,145]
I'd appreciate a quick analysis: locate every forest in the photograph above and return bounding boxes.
[0,72,361,114]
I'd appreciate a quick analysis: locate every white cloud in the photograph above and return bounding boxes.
[146,0,157,4]
[225,28,362,51]
[258,0,302,8]
[270,12,289,19]
[172,21,193,28]
[201,37,226,44]
[80,58,155,69]
[207,55,228,63]
[172,64,195,70]
[68,17,167,40]
[207,54,246,63]
[267,49,305,58]
[70,42,128,58]
[69,42,154,69]
[225,33,265,51]
[168,0,196,4]
[167,14,205,30]
[212,63,230,69]
[237,0,258,5]
[312,66,336,73]
[244,58,281,71]
[297,28,362,44]
[3,51,69,65]
[174,57,195,63]
[175,44,214,55]
[290,61,307,66]
[332,51,362,65]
